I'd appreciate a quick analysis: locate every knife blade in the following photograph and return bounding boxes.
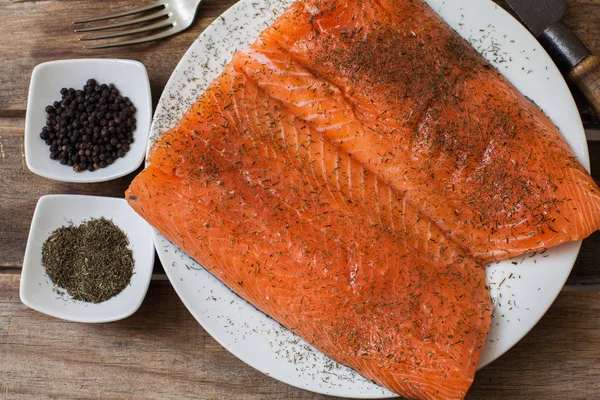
[504,0,565,37]
[505,0,600,117]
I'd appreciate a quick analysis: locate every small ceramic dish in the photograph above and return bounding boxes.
[24,59,152,183]
[20,194,155,323]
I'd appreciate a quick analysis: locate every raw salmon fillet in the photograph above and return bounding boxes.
[127,64,492,399]
[126,0,600,398]
[236,0,600,261]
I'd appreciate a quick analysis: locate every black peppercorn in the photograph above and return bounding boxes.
[39,79,136,172]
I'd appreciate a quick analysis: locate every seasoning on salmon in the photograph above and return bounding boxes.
[238,0,600,261]
[126,0,600,398]
[128,63,492,400]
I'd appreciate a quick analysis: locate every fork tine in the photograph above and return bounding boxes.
[74,12,168,33]
[79,21,173,41]
[84,29,177,49]
[73,2,165,24]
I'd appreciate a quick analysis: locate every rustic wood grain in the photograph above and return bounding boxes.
[1,275,599,399]
[0,0,599,116]
[1,117,599,284]
[0,122,141,267]
[469,289,600,399]
[0,275,329,400]
[0,0,238,117]
[1,1,600,399]
[565,0,600,53]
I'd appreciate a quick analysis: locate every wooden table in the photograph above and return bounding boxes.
[1,1,599,398]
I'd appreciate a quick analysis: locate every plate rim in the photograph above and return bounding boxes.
[147,0,587,396]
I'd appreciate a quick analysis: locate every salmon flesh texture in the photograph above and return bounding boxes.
[238,0,600,261]
[126,0,600,398]
[128,64,492,399]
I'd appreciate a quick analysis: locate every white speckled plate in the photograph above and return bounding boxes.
[148,0,588,397]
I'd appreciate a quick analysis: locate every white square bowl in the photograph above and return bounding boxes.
[20,194,155,323]
[24,59,152,183]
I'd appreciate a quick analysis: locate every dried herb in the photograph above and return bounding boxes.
[41,217,134,303]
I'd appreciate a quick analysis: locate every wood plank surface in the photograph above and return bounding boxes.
[0,0,237,117]
[1,0,600,398]
[1,0,600,126]
[1,118,600,285]
[1,275,599,399]
[0,0,598,112]
[0,120,141,267]
[564,0,600,53]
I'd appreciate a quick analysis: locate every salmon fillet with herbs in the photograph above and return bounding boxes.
[237,0,600,261]
[128,64,492,400]
[126,0,600,398]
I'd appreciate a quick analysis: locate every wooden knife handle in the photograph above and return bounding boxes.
[568,55,600,117]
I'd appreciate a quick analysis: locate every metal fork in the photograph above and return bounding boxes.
[73,0,203,49]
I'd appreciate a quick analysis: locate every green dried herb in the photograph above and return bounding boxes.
[41,217,134,303]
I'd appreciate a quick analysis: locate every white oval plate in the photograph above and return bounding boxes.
[148,0,588,397]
